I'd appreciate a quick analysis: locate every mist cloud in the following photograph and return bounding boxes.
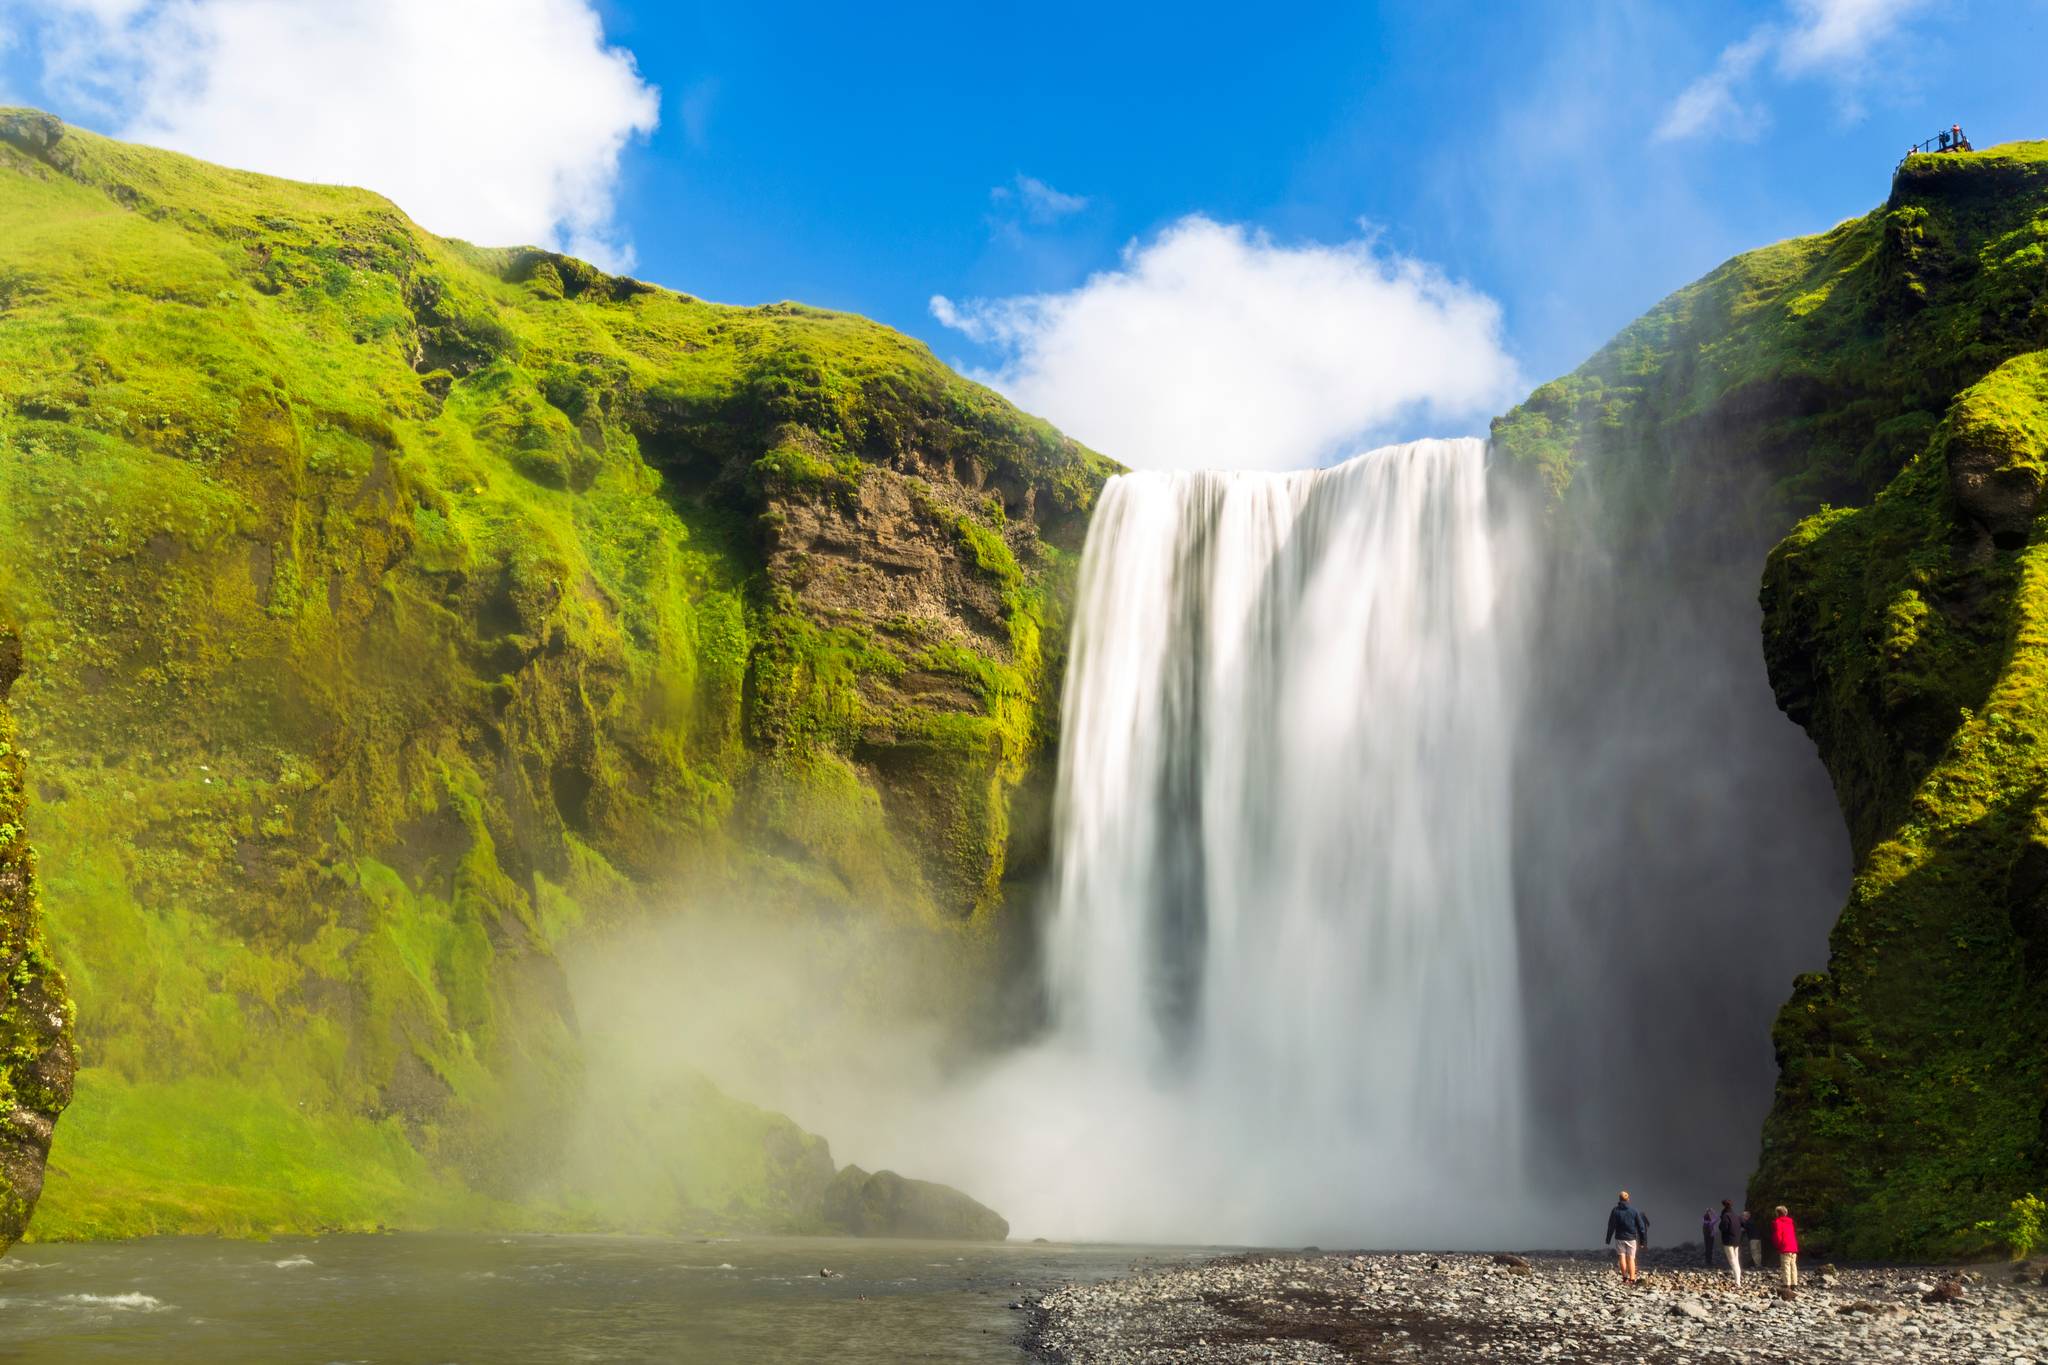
[12,0,660,268]
[931,216,1521,473]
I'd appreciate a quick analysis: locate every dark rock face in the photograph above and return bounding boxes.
[819,1164,1009,1241]
[0,625,76,1251]
[1946,381,2046,551]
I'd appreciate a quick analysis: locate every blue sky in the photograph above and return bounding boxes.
[2,0,2043,469]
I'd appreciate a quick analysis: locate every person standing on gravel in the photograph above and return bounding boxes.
[1717,1201,1744,1286]
[1741,1209,1760,1269]
[1605,1191,1649,1283]
[1771,1205,1799,1288]
[1700,1210,1716,1267]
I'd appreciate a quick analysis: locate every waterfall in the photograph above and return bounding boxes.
[1026,436,1527,1245]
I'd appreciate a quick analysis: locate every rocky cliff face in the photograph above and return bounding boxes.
[0,109,1106,1237]
[1497,141,2048,1258]
[0,623,76,1249]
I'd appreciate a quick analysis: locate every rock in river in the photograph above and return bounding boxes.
[819,1165,1009,1241]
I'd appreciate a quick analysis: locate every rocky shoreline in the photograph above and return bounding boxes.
[1024,1244,2048,1363]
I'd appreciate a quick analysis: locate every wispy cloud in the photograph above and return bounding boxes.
[990,173,1088,225]
[678,77,719,151]
[1655,0,1928,143]
[932,216,1520,473]
[3,0,660,269]
[1654,28,1776,142]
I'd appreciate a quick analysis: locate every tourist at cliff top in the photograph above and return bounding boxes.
[1605,1191,1649,1283]
[1771,1206,1800,1288]
[1741,1208,1760,1269]
[1718,1201,1744,1287]
[1700,1209,1715,1267]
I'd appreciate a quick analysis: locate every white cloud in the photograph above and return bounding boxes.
[931,216,1520,473]
[1655,0,1927,143]
[998,173,1088,224]
[1654,29,1774,142]
[10,0,659,269]
[1778,0,1926,73]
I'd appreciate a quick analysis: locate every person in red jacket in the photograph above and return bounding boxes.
[1771,1205,1799,1287]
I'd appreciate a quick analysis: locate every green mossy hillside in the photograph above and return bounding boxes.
[1495,140,2048,1258]
[0,110,1111,1238]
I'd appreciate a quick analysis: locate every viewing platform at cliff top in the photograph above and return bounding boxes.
[1889,137,2048,196]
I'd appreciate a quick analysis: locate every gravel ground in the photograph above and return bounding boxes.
[1025,1244,2048,1363]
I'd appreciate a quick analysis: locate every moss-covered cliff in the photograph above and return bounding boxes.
[0,621,77,1249]
[1496,141,2048,1258]
[0,109,1111,1237]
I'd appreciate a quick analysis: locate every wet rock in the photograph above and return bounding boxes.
[818,1165,1008,1241]
[1838,1300,1905,1318]
[1923,1278,1965,1303]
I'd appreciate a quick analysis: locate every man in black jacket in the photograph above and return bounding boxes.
[1717,1200,1745,1286]
[1605,1191,1649,1283]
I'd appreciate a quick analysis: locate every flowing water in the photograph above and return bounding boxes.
[972,438,1527,1245]
[0,1234,1206,1362]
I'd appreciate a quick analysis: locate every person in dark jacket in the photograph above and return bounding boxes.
[1717,1200,1744,1286]
[1700,1210,1716,1266]
[1741,1209,1760,1269]
[1605,1191,1649,1283]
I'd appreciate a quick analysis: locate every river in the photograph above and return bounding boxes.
[0,1234,1210,1362]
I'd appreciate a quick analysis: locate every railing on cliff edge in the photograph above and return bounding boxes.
[1896,130,1974,174]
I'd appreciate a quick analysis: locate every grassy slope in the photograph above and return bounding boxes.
[1494,141,2048,1257]
[0,110,1109,1237]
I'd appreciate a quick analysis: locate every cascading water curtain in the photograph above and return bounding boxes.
[1038,437,1526,1245]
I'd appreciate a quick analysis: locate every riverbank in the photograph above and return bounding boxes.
[1026,1244,2048,1363]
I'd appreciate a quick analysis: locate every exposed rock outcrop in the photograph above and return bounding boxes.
[820,1164,1009,1241]
[0,624,76,1250]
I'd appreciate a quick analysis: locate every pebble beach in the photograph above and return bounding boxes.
[1026,1245,2048,1363]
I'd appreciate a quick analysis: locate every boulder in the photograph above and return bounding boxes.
[1923,1278,1965,1303]
[819,1165,1009,1241]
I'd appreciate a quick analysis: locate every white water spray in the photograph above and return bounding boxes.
[978,437,1529,1245]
